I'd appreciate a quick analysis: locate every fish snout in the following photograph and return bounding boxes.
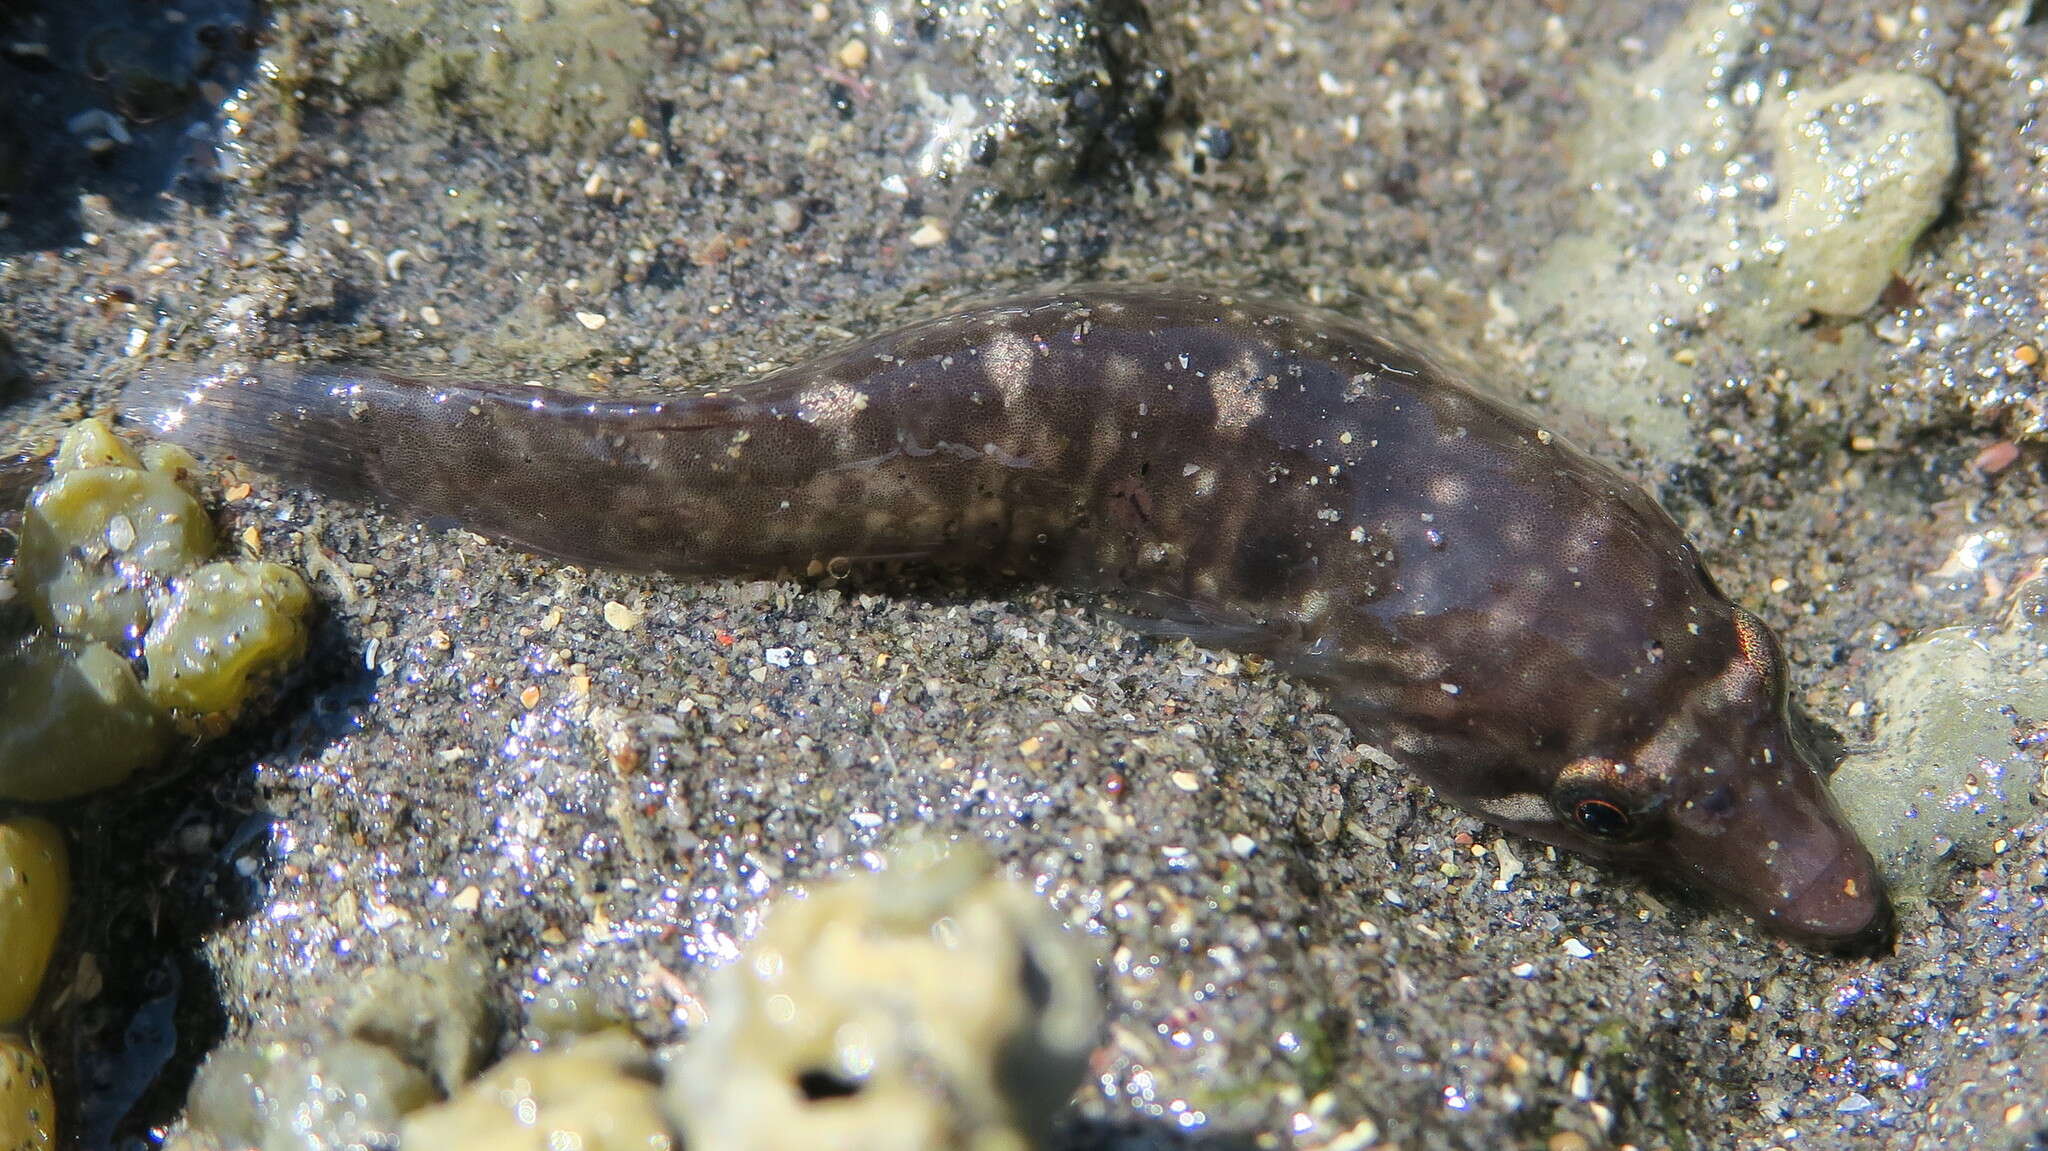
[1776,838,1895,955]
[1666,744,1895,954]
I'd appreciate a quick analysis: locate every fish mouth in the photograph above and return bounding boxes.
[1771,841,1896,956]
[1667,752,1896,956]
[1675,831,1895,955]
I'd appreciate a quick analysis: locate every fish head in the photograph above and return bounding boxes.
[1445,608,1893,954]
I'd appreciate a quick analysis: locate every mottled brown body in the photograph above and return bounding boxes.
[125,286,1891,952]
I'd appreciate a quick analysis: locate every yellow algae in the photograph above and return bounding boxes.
[181,942,495,1149]
[185,1038,435,1151]
[0,817,67,1026]
[665,843,1100,1151]
[16,446,215,650]
[400,1031,673,1151]
[138,441,203,484]
[141,560,313,729]
[51,417,141,473]
[1,416,314,794]
[0,1036,55,1150]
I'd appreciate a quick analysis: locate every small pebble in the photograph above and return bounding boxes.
[769,198,804,234]
[1973,440,2020,475]
[1491,840,1525,891]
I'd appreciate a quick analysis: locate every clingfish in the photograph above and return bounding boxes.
[124,285,1893,953]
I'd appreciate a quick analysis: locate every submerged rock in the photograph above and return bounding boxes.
[1772,72,1957,316]
[1836,571,2048,891]
[862,0,1169,199]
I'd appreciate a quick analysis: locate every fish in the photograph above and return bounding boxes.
[122,284,1894,953]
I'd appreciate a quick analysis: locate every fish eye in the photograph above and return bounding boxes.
[1571,796,1634,838]
[1553,758,1660,842]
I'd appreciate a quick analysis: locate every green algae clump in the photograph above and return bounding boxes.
[0,1035,56,1150]
[142,561,313,730]
[15,419,214,652]
[0,816,68,1026]
[0,632,168,801]
[0,417,314,796]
